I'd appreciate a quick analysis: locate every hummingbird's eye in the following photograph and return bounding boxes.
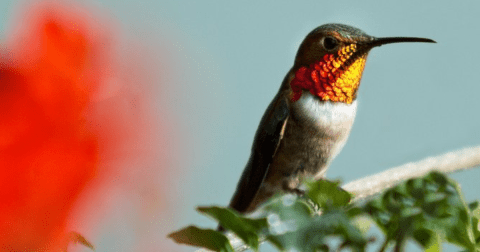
[322,36,338,51]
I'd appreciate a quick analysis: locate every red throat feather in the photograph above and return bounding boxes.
[290,43,367,104]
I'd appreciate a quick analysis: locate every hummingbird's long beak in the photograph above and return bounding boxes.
[369,36,436,48]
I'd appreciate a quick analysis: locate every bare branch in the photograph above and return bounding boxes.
[344,145,480,202]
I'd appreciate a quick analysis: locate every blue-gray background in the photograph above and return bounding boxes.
[1,1,479,251]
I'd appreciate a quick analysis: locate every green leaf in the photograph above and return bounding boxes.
[351,215,374,235]
[406,178,425,199]
[266,210,368,252]
[424,193,447,204]
[468,201,480,244]
[262,193,314,222]
[425,231,442,252]
[197,206,267,251]
[469,202,479,212]
[304,179,352,209]
[400,206,422,218]
[413,228,441,252]
[168,226,233,252]
[429,173,476,249]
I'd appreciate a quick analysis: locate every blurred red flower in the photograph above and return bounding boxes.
[0,1,165,250]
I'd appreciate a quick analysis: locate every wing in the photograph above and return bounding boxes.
[227,93,289,214]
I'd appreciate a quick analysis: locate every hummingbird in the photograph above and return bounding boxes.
[225,23,434,220]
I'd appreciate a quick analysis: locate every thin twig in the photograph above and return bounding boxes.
[343,145,480,202]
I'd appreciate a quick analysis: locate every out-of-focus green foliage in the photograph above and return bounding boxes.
[168,172,480,251]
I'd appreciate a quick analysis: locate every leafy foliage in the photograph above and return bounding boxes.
[168,172,480,251]
[365,172,479,251]
[304,179,352,209]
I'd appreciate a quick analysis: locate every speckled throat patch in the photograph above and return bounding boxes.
[290,44,367,104]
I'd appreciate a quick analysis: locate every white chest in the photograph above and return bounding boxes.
[291,92,358,166]
[294,92,358,130]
